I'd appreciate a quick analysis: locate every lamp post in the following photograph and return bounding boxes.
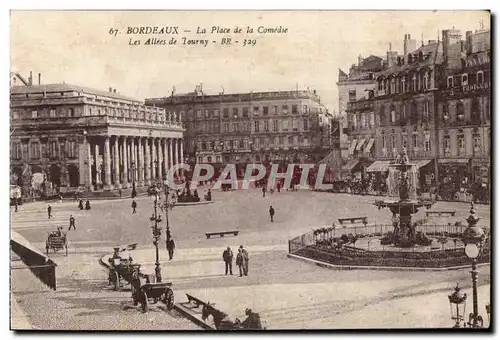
[149,187,163,282]
[163,187,176,250]
[462,201,486,328]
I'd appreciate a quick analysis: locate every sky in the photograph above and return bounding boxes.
[10,10,490,114]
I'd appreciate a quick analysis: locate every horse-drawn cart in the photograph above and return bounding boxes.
[45,229,68,256]
[131,275,175,313]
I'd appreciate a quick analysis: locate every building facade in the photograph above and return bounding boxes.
[10,83,184,196]
[146,89,333,169]
[342,28,491,198]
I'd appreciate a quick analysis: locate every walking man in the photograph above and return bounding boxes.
[239,245,249,276]
[131,199,137,214]
[166,237,176,260]
[262,186,266,198]
[222,247,234,275]
[68,215,76,230]
[269,205,275,222]
[236,249,244,277]
[47,204,52,219]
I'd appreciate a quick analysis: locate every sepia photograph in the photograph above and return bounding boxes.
[9,9,492,331]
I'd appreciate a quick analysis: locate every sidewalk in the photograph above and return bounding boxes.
[10,294,33,330]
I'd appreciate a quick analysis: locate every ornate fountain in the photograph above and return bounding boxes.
[374,149,435,247]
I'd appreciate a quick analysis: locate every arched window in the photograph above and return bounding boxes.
[401,76,406,93]
[477,71,484,84]
[456,101,465,120]
[443,102,449,120]
[391,77,396,94]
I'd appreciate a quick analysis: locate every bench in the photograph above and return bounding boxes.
[186,293,211,308]
[205,231,239,239]
[338,217,368,225]
[426,210,456,217]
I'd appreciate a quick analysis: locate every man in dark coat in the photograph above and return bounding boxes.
[85,199,91,210]
[47,205,52,219]
[222,247,233,275]
[269,205,275,222]
[78,199,84,210]
[262,186,266,198]
[166,237,176,260]
[131,199,137,214]
[68,215,76,230]
[239,245,249,276]
[240,309,263,330]
[236,249,244,277]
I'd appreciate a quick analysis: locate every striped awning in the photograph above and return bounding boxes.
[348,139,357,155]
[366,160,392,172]
[342,159,360,172]
[356,138,366,151]
[11,231,57,291]
[364,138,375,152]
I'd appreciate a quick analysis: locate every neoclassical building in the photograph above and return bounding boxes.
[10,83,184,195]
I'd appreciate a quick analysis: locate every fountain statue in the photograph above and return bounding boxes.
[374,149,435,247]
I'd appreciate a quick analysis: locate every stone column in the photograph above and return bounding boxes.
[168,138,173,170]
[179,138,184,179]
[151,138,157,180]
[94,141,101,187]
[122,137,129,189]
[138,137,144,186]
[162,138,168,178]
[172,138,177,166]
[104,136,112,190]
[114,136,121,188]
[86,137,93,191]
[145,138,151,185]
[157,139,163,180]
[130,138,136,184]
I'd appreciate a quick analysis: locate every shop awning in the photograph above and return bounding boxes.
[342,159,360,172]
[356,138,366,151]
[364,138,375,153]
[348,139,357,155]
[438,159,469,164]
[11,231,57,291]
[366,160,391,172]
[415,159,433,168]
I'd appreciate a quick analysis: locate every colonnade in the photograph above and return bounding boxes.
[85,135,183,190]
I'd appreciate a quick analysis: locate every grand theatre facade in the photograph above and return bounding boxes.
[10,84,184,196]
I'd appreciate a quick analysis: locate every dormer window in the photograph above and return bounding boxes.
[390,78,396,94]
[401,77,406,93]
[462,74,468,86]
[477,71,484,84]
[412,74,417,92]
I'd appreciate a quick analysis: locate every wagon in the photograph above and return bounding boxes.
[45,231,68,255]
[107,257,140,291]
[132,279,175,313]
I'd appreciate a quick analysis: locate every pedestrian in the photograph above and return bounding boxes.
[119,188,122,198]
[262,186,266,198]
[222,247,234,275]
[239,245,249,276]
[47,204,52,219]
[68,214,76,230]
[85,199,91,210]
[131,199,137,214]
[269,205,275,222]
[277,181,281,193]
[236,249,244,277]
[78,199,84,210]
[166,237,176,260]
[14,199,18,213]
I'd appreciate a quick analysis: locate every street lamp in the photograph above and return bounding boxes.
[149,187,163,282]
[162,187,176,250]
[448,283,467,328]
[462,202,486,328]
[131,161,137,198]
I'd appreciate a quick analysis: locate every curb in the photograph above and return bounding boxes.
[287,253,491,272]
[175,201,215,207]
[174,303,214,330]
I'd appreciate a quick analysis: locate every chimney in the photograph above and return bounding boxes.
[109,87,112,92]
[38,73,41,85]
[466,30,473,54]
[29,71,33,86]
[113,88,117,93]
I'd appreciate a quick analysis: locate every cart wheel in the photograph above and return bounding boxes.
[140,291,149,313]
[162,288,174,310]
[153,297,159,304]
[131,285,138,306]
[112,272,119,291]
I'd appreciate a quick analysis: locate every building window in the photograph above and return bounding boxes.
[233,108,239,118]
[31,110,38,118]
[447,76,454,88]
[224,123,229,133]
[370,112,375,128]
[462,74,468,86]
[282,105,288,114]
[233,122,239,132]
[411,75,417,91]
[293,136,298,145]
[272,106,278,115]
[67,140,77,158]
[390,78,396,94]
[444,136,451,156]
[477,71,484,84]
[273,120,278,131]
[458,135,465,154]
[282,119,289,130]
[423,101,429,120]
[263,106,269,116]
[348,90,356,101]
[239,139,244,148]
[401,77,406,93]
[303,105,308,114]
[288,136,293,145]
[391,134,396,149]
[390,109,396,123]
[198,157,203,163]
[402,136,408,149]
[207,156,212,163]
[243,107,249,117]
[254,121,259,132]
[223,108,229,118]
[264,121,269,132]
[382,135,386,149]
[49,141,58,159]
[292,105,298,114]
[49,109,56,118]
[443,103,449,120]
[196,110,202,119]
[412,134,418,148]
[456,101,465,120]
[474,135,482,153]
[204,109,209,118]
[213,109,219,117]
[11,142,21,160]
[424,133,431,152]
[303,118,309,130]
[253,107,259,115]
[401,104,407,122]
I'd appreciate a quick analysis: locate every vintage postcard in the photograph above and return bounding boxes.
[10,10,491,331]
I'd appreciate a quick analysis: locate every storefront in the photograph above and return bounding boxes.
[366,160,391,193]
[438,159,470,200]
